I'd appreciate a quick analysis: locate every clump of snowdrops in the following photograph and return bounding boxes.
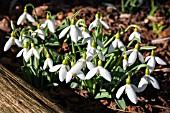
[4,4,167,109]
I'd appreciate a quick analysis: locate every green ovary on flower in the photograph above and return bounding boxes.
[31,43,34,48]
[151,50,155,56]
[134,27,138,32]
[71,61,75,67]
[91,41,96,48]
[145,67,149,75]
[11,31,15,37]
[46,53,50,58]
[71,19,75,25]
[124,54,127,60]
[98,60,102,66]
[126,76,131,84]
[23,42,28,48]
[134,43,139,50]
[115,32,120,39]
[62,59,68,65]
[24,7,27,12]
[82,53,86,59]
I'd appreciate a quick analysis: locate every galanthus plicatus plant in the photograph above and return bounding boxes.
[4,4,167,110]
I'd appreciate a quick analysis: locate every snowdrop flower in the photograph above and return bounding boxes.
[49,59,70,82]
[16,42,28,61]
[41,14,55,33]
[85,60,111,82]
[123,54,128,70]
[145,50,167,73]
[127,43,144,66]
[138,67,160,92]
[129,28,141,41]
[4,31,22,51]
[17,7,35,25]
[116,76,138,104]
[25,43,40,62]
[70,53,95,72]
[89,12,109,31]
[86,41,105,61]
[43,53,53,70]
[59,19,82,43]
[66,62,85,83]
[32,24,45,40]
[108,32,125,53]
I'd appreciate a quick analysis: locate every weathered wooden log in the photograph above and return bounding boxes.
[0,64,68,113]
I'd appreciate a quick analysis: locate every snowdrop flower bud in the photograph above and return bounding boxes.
[145,50,167,73]
[43,53,53,70]
[138,67,160,92]
[129,28,141,41]
[32,24,45,40]
[4,31,22,51]
[41,14,55,33]
[88,12,109,31]
[108,32,125,53]
[127,43,144,66]
[16,42,28,61]
[25,43,40,62]
[17,7,35,25]
[123,54,128,70]
[49,59,70,82]
[116,76,138,104]
[85,60,111,82]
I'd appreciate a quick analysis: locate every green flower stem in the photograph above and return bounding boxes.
[121,0,125,13]
[72,41,76,60]
[104,35,115,47]
[104,54,114,68]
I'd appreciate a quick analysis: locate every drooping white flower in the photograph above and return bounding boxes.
[59,19,82,43]
[70,53,95,73]
[25,43,40,62]
[32,24,45,40]
[16,42,28,61]
[86,41,105,61]
[41,14,55,33]
[4,31,22,51]
[89,12,109,31]
[85,60,111,82]
[127,43,144,66]
[108,32,125,53]
[116,77,138,104]
[145,50,167,73]
[66,62,85,83]
[17,7,35,25]
[123,54,128,70]
[138,67,160,92]
[43,53,53,70]
[129,28,141,41]
[49,59,70,82]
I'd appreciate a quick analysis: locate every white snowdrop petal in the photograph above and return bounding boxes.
[85,68,98,80]
[131,84,139,93]
[47,58,53,68]
[149,75,160,90]
[155,57,167,65]
[25,49,33,62]
[125,49,133,55]
[59,66,67,82]
[116,85,126,99]
[96,49,105,61]
[147,56,156,73]
[145,56,151,62]
[23,48,28,61]
[129,32,135,41]
[123,59,128,70]
[76,27,83,38]
[128,50,137,66]
[66,72,73,83]
[59,26,71,39]
[82,31,91,39]
[126,85,138,104]
[138,52,144,63]
[49,65,61,72]
[43,59,48,70]
[33,48,40,59]
[16,49,24,57]
[100,20,109,29]
[37,29,45,40]
[97,39,104,48]
[14,39,22,47]
[134,32,141,40]
[40,22,47,29]
[118,40,125,51]
[138,76,148,92]
[47,20,55,33]
[86,61,95,70]
[17,13,26,25]
[88,19,99,31]
[4,37,13,51]
[70,62,83,73]
[82,37,91,44]
[76,71,85,80]
[99,67,111,82]
[70,25,78,43]
[26,13,35,23]
[66,65,70,71]
[108,41,116,53]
